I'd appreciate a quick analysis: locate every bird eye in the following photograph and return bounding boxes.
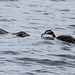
[46,31,49,34]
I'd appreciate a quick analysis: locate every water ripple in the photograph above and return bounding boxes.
[34,69,49,73]
[69,17,75,19]
[0,0,18,1]
[32,41,54,46]
[51,0,66,2]
[0,51,20,55]
[25,72,34,75]
[29,5,38,7]
[58,9,70,12]
[55,54,75,59]
[0,19,11,22]
[16,57,70,66]
[51,0,59,2]
[43,13,49,15]
[0,19,16,22]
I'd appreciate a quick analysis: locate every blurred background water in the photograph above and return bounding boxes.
[0,0,75,75]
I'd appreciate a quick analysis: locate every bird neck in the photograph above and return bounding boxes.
[74,39,75,43]
[52,33,56,38]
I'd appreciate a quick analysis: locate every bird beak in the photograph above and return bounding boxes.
[26,33,30,36]
[41,33,45,37]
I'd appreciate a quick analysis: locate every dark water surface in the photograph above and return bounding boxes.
[0,0,75,75]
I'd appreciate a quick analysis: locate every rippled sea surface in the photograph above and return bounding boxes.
[0,0,75,75]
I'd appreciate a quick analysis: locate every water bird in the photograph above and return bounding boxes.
[0,28,8,34]
[12,31,30,37]
[0,29,30,37]
[41,30,75,43]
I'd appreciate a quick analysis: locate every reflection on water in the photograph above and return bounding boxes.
[0,0,75,75]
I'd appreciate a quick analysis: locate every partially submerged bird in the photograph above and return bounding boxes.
[0,29,30,37]
[12,31,30,37]
[0,29,8,34]
[41,30,75,43]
